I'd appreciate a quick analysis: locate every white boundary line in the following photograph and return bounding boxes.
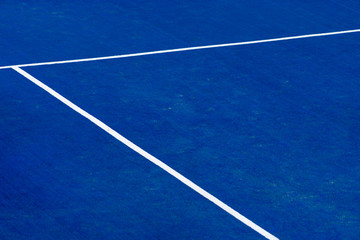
[12,66,279,240]
[1,28,359,70]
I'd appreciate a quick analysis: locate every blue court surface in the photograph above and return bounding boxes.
[1,1,360,240]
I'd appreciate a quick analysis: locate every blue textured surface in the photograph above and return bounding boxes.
[1,1,360,239]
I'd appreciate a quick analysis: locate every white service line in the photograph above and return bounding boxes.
[12,66,279,240]
[1,28,360,70]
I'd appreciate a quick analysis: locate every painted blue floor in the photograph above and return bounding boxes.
[1,1,360,239]
[0,69,261,240]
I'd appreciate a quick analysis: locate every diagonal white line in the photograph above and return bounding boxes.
[1,28,359,70]
[12,66,279,240]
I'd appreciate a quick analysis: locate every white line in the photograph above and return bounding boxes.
[1,28,359,70]
[12,66,279,240]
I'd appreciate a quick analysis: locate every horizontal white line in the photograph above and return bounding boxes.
[12,66,279,240]
[2,28,360,70]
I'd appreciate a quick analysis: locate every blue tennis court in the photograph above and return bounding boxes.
[1,1,360,239]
